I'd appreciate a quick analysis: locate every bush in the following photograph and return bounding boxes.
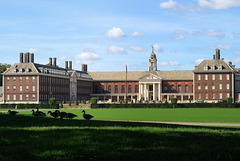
[171,98,177,104]
[49,98,56,109]
[76,100,79,105]
[69,100,72,106]
[90,97,97,105]
[227,97,233,104]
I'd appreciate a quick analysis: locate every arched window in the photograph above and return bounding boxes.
[171,85,174,93]
[108,85,111,93]
[178,85,181,93]
[164,85,167,92]
[135,85,139,93]
[101,85,105,93]
[115,85,118,93]
[121,85,125,93]
[128,85,131,93]
[185,85,188,93]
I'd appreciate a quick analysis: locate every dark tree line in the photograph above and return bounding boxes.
[0,63,11,86]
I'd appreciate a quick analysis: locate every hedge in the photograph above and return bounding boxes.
[0,103,59,109]
[91,103,240,109]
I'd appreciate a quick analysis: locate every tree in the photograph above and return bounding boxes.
[171,97,177,108]
[90,97,97,105]
[49,97,56,109]
[0,63,11,86]
[227,97,233,104]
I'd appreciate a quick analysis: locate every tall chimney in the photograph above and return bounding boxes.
[49,58,52,66]
[213,55,215,60]
[20,53,23,63]
[82,64,87,72]
[25,52,30,63]
[216,49,220,60]
[69,61,72,70]
[30,53,34,63]
[53,58,56,67]
[65,61,68,69]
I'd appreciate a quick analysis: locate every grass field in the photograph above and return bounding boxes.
[1,108,240,161]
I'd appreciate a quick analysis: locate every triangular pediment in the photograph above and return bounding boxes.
[139,72,162,80]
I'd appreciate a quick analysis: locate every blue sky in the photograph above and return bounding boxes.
[1,0,240,72]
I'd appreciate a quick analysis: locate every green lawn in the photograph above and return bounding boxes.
[3,108,240,123]
[1,111,240,161]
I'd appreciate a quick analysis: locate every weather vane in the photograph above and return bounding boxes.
[151,44,154,52]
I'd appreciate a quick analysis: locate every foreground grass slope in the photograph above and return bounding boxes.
[1,111,240,161]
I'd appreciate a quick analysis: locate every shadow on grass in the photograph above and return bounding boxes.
[1,114,240,161]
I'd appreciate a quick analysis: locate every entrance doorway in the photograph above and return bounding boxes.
[149,92,153,101]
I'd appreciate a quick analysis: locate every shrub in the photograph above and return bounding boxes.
[49,98,56,109]
[171,98,177,104]
[76,100,79,105]
[69,100,72,106]
[90,97,97,105]
[83,100,86,104]
[227,97,233,104]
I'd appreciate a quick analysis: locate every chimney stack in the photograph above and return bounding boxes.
[213,55,215,60]
[53,58,56,67]
[25,52,30,63]
[20,53,23,63]
[69,61,72,70]
[49,58,52,66]
[216,48,220,60]
[229,61,232,66]
[30,53,34,63]
[82,64,87,72]
[65,61,68,69]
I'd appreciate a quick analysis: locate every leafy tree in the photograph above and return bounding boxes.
[171,97,177,108]
[49,97,56,108]
[76,100,79,105]
[90,97,97,105]
[227,97,233,104]
[69,100,72,106]
[0,63,11,86]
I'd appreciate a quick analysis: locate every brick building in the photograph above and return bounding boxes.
[2,48,240,103]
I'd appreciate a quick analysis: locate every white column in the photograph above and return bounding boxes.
[139,83,141,100]
[144,83,147,101]
[153,83,155,101]
[158,83,161,101]
[117,95,119,102]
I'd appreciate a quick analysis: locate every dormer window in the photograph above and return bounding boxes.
[19,68,23,73]
[212,65,215,70]
[44,68,48,74]
[218,65,223,70]
[26,67,30,73]
[13,68,17,73]
[204,65,208,70]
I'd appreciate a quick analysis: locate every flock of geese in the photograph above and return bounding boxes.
[7,109,94,120]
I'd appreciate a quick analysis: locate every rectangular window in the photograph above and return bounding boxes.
[227,93,230,98]
[212,74,215,80]
[13,77,16,82]
[20,77,22,82]
[13,95,16,100]
[13,86,16,91]
[7,86,9,91]
[115,85,118,93]
[205,93,208,99]
[26,94,29,100]
[198,74,201,80]
[32,94,35,100]
[26,86,29,91]
[20,86,22,91]
[205,74,208,80]
[26,77,29,82]
[219,74,222,80]
[205,84,208,90]
[219,84,222,90]
[198,93,201,99]
[219,93,222,99]
[20,94,22,100]
[32,76,35,82]
[32,86,35,92]
[212,93,215,99]
[135,85,139,93]
[7,77,9,82]
[226,74,230,80]
[212,84,215,90]
[7,95,10,100]
[227,84,230,90]
[198,84,201,90]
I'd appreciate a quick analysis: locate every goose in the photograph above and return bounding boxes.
[48,111,60,118]
[8,110,19,116]
[32,109,46,116]
[82,110,94,120]
[66,113,77,119]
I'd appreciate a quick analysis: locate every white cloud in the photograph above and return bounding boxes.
[173,30,188,40]
[130,46,146,51]
[193,30,225,38]
[158,61,180,66]
[130,31,144,37]
[59,56,67,60]
[194,59,204,64]
[159,0,177,9]
[198,0,240,10]
[108,45,127,54]
[152,44,164,53]
[210,44,231,50]
[75,52,100,60]
[76,60,94,65]
[104,27,126,37]
[234,52,240,56]
[28,48,39,54]
[173,34,185,40]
